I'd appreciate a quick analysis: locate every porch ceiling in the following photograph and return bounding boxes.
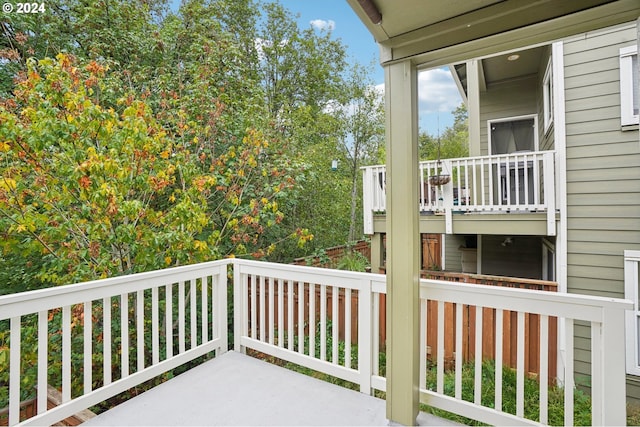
[347,0,640,67]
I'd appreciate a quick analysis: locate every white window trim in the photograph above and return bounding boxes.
[487,114,539,155]
[624,250,640,376]
[619,45,638,126]
[541,238,555,281]
[542,58,553,133]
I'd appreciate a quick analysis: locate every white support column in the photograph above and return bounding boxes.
[600,307,628,425]
[552,40,568,383]
[467,60,481,157]
[384,59,421,426]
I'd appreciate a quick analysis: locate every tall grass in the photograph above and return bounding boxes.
[421,359,592,425]
[272,331,595,426]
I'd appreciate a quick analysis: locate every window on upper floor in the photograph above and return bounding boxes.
[542,58,553,132]
[620,45,639,126]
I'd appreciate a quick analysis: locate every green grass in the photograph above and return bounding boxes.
[421,359,592,426]
[271,342,598,426]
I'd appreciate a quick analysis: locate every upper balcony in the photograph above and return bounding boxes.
[362,150,557,236]
[0,258,630,426]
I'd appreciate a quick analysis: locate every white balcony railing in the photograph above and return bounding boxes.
[1,258,631,426]
[362,151,556,235]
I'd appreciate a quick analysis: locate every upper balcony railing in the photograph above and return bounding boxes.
[1,257,631,426]
[362,150,556,235]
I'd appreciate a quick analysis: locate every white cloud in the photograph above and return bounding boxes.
[418,68,461,115]
[373,83,385,97]
[254,37,289,61]
[323,84,384,117]
[310,19,336,32]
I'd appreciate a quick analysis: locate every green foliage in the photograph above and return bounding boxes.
[335,251,369,272]
[0,0,384,276]
[0,55,304,284]
[419,103,469,161]
[422,359,592,426]
[306,248,331,267]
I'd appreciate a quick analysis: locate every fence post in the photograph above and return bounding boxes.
[358,277,373,395]
[233,260,244,353]
[599,306,627,426]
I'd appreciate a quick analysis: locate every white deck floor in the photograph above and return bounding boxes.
[84,351,459,426]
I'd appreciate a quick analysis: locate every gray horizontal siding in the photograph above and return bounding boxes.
[567,229,640,244]
[568,252,623,269]
[568,204,640,218]
[567,179,639,194]
[562,22,640,391]
[568,193,640,208]
[444,234,464,272]
[567,154,640,171]
[567,143,639,158]
[568,240,638,255]
[563,129,637,146]
[479,76,537,156]
[565,80,620,100]
[626,376,640,405]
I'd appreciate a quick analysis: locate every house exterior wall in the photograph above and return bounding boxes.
[479,75,538,156]
[480,235,543,279]
[562,22,640,402]
[444,234,464,272]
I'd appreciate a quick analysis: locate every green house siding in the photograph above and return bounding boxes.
[479,76,538,156]
[562,22,640,399]
[444,234,464,272]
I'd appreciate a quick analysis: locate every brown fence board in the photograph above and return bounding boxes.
[248,267,558,382]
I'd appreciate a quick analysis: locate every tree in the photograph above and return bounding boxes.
[257,3,347,123]
[419,103,469,160]
[0,0,168,95]
[336,64,384,241]
[0,55,306,285]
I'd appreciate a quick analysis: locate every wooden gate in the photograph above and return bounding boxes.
[382,233,442,271]
[421,234,442,270]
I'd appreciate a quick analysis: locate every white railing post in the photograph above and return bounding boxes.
[544,151,556,236]
[217,266,228,355]
[362,168,374,235]
[358,277,373,395]
[233,260,244,353]
[443,160,454,233]
[599,306,628,426]
[9,316,20,427]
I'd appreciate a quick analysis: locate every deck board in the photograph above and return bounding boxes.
[84,351,459,426]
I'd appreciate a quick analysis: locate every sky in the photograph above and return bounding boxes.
[170,0,463,136]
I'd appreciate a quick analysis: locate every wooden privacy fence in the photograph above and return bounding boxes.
[0,387,95,426]
[380,233,443,271]
[247,276,360,345]
[422,271,557,378]
[247,269,558,379]
[291,240,371,268]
